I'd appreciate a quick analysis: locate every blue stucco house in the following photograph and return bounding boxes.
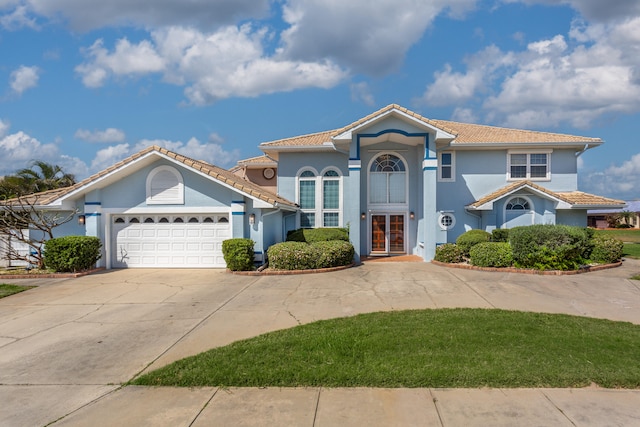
[3,104,624,268]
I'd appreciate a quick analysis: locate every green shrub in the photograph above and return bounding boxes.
[43,236,102,272]
[222,238,255,271]
[456,229,491,256]
[509,225,592,270]
[268,242,320,270]
[434,243,465,263]
[313,241,355,268]
[286,228,349,243]
[267,240,355,270]
[491,229,509,243]
[590,236,624,264]
[470,242,513,268]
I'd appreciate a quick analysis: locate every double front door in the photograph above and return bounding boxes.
[371,213,405,255]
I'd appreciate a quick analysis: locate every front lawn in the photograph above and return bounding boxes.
[0,283,35,298]
[594,229,640,243]
[132,308,640,389]
[623,243,640,259]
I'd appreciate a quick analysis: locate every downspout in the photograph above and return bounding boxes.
[465,207,483,230]
[575,144,589,158]
[259,207,282,268]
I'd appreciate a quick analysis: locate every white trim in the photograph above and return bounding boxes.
[507,149,552,181]
[296,167,319,228]
[320,167,342,227]
[422,159,438,169]
[146,165,184,205]
[503,195,535,227]
[366,152,409,209]
[438,212,456,230]
[437,151,455,182]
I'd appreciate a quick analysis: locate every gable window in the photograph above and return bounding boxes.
[508,151,551,180]
[438,151,455,182]
[369,154,406,204]
[322,169,341,227]
[146,166,184,205]
[504,196,534,228]
[298,170,316,227]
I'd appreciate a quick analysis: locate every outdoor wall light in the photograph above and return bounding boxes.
[410,212,415,220]
[78,215,86,226]
[361,212,366,220]
[249,213,256,225]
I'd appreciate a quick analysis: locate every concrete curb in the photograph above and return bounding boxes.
[0,267,105,280]
[229,263,356,276]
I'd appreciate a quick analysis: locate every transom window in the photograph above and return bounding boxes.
[506,197,530,210]
[369,154,407,204]
[297,168,342,228]
[508,151,550,180]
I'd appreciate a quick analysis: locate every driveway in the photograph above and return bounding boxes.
[1,260,640,426]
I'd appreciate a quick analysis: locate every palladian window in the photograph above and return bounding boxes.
[369,154,406,204]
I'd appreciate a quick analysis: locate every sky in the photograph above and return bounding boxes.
[1,0,640,200]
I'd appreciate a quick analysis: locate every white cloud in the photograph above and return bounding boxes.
[75,38,165,87]
[19,0,270,32]
[135,137,240,168]
[0,4,38,30]
[77,25,347,104]
[90,143,130,170]
[9,65,40,95]
[0,125,62,176]
[581,153,640,200]
[74,127,126,143]
[420,17,640,129]
[279,0,478,75]
[350,82,375,106]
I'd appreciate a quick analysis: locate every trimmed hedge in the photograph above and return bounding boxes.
[434,243,465,263]
[470,242,513,267]
[43,236,102,272]
[286,228,349,243]
[456,229,491,256]
[222,238,255,271]
[509,225,592,270]
[268,240,354,270]
[491,229,509,243]
[590,236,624,264]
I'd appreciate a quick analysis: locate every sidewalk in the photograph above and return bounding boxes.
[1,259,639,426]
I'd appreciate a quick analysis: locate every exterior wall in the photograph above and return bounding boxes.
[436,148,581,243]
[556,210,587,227]
[243,168,277,194]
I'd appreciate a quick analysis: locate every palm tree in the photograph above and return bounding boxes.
[15,161,76,194]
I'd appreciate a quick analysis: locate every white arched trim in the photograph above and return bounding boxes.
[146,165,184,205]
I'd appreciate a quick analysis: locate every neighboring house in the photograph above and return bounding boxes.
[587,201,640,229]
[0,104,624,269]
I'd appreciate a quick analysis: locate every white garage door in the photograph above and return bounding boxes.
[111,214,230,268]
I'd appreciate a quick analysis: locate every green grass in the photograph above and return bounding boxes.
[0,283,35,298]
[623,243,640,259]
[132,308,640,389]
[594,229,640,243]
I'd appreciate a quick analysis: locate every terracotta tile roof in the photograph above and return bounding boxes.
[468,180,624,209]
[259,104,601,147]
[236,155,277,166]
[260,130,336,147]
[2,146,296,209]
[431,119,602,144]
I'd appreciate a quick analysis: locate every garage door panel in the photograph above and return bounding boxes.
[112,215,229,268]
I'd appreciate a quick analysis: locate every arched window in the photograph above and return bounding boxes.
[159,217,169,223]
[173,217,184,223]
[369,154,406,204]
[506,197,530,211]
[298,169,317,228]
[146,166,184,205]
[322,169,341,227]
[504,196,534,228]
[203,217,214,223]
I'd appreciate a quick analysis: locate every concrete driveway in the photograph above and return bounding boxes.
[1,260,640,426]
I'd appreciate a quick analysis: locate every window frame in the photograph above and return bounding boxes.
[367,153,408,207]
[507,150,552,181]
[438,151,455,182]
[295,167,343,228]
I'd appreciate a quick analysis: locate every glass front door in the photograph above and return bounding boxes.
[370,213,405,255]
